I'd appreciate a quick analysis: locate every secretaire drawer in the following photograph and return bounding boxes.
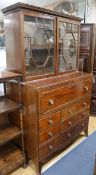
[40,80,92,113]
[39,112,60,131]
[39,124,60,144]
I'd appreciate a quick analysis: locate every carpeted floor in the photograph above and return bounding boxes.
[42,131,96,175]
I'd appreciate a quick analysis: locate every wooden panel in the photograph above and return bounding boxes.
[0,97,21,114]
[39,124,60,144]
[0,123,21,146]
[40,80,91,113]
[0,143,24,175]
[6,81,20,103]
[4,12,23,74]
[39,112,60,131]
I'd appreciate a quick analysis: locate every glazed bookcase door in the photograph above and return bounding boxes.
[23,13,56,78]
[57,18,79,73]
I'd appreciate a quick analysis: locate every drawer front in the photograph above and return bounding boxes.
[39,118,89,160]
[61,96,90,121]
[40,80,91,113]
[39,134,61,160]
[61,108,89,131]
[61,118,89,144]
[39,112,60,131]
[39,124,60,144]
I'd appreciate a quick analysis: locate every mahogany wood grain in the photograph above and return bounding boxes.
[2,3,82,81]
[61,95,90,121]
[0,97,21,114]
[0,143,24,175]
[61,118,89,143]
[39,134,61,161]
[39,112,60,131]
[39,124,60,144]
[0,123,21,146]
[40,79,91,114]
[61,108,89,131]
[20,73,92,174]
[1,4,93,175]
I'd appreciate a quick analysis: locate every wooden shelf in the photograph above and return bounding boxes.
[0,71,21,83]
[0,143,24,175]
[0,123,21,146]
[0,98,22,114]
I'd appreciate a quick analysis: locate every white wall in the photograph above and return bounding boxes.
[85,0,96,23]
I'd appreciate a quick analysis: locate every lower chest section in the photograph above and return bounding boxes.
[38,95,90,161]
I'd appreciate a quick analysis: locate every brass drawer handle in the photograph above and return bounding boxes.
[68,110,72,115]
[82,112,86,117]
[83,102,87,107]
[68,121,72,126]
[48,119,53,125]
[82,123,85,127]
[67,133,71,138]
[48,132,53,137]
[48,99,54,105]
[84,86,89,91]
[49,145,53,150]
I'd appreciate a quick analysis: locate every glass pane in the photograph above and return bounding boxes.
[58,22,79,72]
[24,16,54,76]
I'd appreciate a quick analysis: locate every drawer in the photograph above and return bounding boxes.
[39,124,60,144]
[39,134,61,160]
[61,118,89,144]
[82,95,90,108]
[40,80,92,113]
[61,108,89,131]
[61,96,90,121]
[39,112,60,131]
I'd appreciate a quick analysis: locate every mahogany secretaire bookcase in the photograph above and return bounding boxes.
[2,3,92,175]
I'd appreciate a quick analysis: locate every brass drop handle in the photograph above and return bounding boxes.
[82,123,85,127]
[84,86,89,91]
[68,121,72,126]
[48,119,53,125]
[68,110,72,115]
[49,145,53,150]
[48,132,53,137]
[83,102,87,107]
[67,133,71,138]
[48,99,54,105]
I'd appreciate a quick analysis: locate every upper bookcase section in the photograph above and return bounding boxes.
[2,3,82,82]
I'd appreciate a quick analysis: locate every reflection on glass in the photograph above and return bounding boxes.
[24,16,54,76]
[58,22,78,72]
